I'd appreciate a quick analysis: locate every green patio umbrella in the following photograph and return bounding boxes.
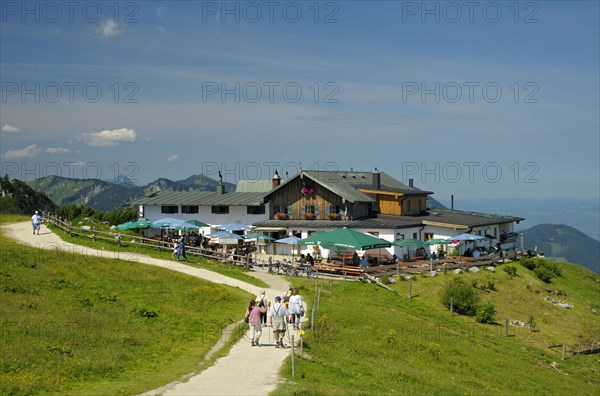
[187,219,210,227]
[298,228,391,251]
[425,238,452,245]
[116,221,139,230]
[393,238,427,261]
[116,219,152,230]
[392,238,427,248]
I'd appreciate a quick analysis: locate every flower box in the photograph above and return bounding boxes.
[275,212,289,220]
[304,213,316,220]
[328,213,341,220]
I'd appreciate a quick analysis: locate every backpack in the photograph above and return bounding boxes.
[283,291,291,304]
[258,297,266,308]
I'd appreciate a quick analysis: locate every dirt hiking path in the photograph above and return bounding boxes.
[2,222,300,395]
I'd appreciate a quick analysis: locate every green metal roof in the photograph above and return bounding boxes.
[235,180,274,193]
[130,191,265,206]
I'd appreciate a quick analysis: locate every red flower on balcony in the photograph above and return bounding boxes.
[301,186,315,196]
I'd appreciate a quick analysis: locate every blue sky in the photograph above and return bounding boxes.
[1,0,599,201]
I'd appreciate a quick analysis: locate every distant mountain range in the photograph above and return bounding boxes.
[25,174,235,211]
[521,224,599,274]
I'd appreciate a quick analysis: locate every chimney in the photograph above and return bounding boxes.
[451,194,454,210]
[217,181,224,195]
[272,169,281,189]
[409,178,414,188]
[372,168,381,190]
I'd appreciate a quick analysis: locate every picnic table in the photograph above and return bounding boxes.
[313,261,365,276]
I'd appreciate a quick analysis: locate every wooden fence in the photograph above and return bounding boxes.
[42,211,253,267]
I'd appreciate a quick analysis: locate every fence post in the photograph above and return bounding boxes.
[318,286,322,309]
[408,278,412,299]
[450,298,453,316]
[311,301,316,331]
[291,335,295,378]
[561,345,566,361]
[68,222,72,237]
[92,226,96,242]
[505,319,509,337]
[396,263,399,276]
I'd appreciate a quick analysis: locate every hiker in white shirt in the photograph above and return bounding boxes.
[268,296,289,348]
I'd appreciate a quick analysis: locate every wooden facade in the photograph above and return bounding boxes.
[269,176,371,220]
[358,188,428,216]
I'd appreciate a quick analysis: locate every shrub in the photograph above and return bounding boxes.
[519,258,561,283]
[502,265,518,278]
[486,277,496,291]
[520,258,537,271]
[440,278,479,316]
[475,302,496,323]
[533,265,555,283]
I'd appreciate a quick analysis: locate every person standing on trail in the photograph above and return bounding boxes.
[255,290,270,325]
[31,210,41,235]
[268,296,289,348]
[245,300,263,347]
[288,288,304,330]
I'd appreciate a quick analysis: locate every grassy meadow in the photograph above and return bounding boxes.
[279,262,600,395]
[0,216,252,395]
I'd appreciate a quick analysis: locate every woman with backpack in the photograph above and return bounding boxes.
[255,290,270,325]
[244,300,263,347]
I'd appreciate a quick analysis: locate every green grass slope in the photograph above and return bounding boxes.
[0,217,252,395]
[281,262,600,395]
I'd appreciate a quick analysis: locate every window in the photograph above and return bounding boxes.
[211,206,229,214]
[412,232,418,239]
[161,205,178,214]
[274,204,291,214]
[407,200,411,212]
[424,232,434,241]
[247,205,265,215]
[326,204,342,215]
[301,205,320,215]
[181,205,199,214]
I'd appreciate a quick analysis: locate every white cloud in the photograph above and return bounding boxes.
[97,20,123,38]
[157,25,166,33]
[168,154,179,162]
[2,144,41,159]
[1,124,21,133]
[45,147,70,154]
[80,128,137,147]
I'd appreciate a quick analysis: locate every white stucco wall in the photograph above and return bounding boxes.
[140,204,271,228]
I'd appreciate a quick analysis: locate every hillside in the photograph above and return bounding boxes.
[0,177,56,214]
[25,174,235,211]
[280,262,600,395]
[522,224,600,273]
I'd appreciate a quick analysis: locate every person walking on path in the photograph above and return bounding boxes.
[171,240,179,260]
[245,300,263,346]
[177,238,189,261]
[31,211,41,235]
[288,288,304,330]
[255,290,270,325]
[268,295,289,348]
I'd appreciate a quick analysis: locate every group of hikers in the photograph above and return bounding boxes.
[244,287,304,348]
